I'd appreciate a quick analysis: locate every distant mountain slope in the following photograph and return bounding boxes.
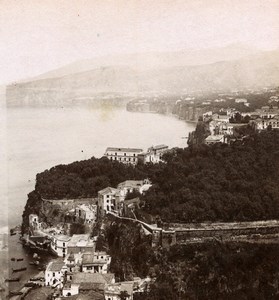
[6,50,279,106]
[24,44,261,81]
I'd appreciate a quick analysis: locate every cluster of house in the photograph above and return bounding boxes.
[202,105,279,145]
[27,178,153,299]
[43,232,145,299]
[104,144,169,165]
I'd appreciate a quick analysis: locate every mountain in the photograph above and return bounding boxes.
[6,49,279,106]
[24,44,261,81]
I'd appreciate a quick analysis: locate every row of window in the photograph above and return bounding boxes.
[109,157,136,162]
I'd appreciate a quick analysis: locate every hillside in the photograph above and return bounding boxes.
[7,50,279,106]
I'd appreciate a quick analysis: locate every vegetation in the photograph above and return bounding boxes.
[142,130,279,222]
[22,130,279,233]
[103,218,279,300]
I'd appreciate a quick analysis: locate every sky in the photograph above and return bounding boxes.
[0,0,279,84]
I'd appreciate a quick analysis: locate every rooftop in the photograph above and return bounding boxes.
[46,261,65,272]
[82,253,109,265]
[72,272,115,285]
[98,187,118,196]
[53,234,71,242]
[105,282,134,296]
[68,234,94,248]
[106,147,143,153]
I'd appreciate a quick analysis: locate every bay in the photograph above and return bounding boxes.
[4,106,196,229]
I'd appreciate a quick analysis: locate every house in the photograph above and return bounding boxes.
[115,179,151,214]
[98,187,118,216]
[45,261,67,288]
[75,204,97,224]
[235,98,248,103]
[81,252,111,274]
[141,145,169,164]
[67,234,95,254]
[63,272,115,297]
[117,179,151,197]
[104,147,143,165]
[105,282,134,300]
[251,115,279,130]
[29,214,40,230]
[50,234,71,257]
[205,135,226,145]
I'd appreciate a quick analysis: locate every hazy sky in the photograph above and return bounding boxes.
[0,0,279,84]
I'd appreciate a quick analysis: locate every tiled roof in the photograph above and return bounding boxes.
[72,272,115,285]
[98,187,117,195]
[47,261,65,272]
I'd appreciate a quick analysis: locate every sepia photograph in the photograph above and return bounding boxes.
[1,0,279,299]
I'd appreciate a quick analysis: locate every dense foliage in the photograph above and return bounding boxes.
[142,130,279,222]
[35,157,149,199]
[103,219,279,300]
[134,242,279,300]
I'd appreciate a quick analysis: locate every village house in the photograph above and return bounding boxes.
[251,115,279,130]
[104,147,143,165]
[81,252,111,274]
[205,135,226,145]
[235,98,248,104]
[45,261,67,288]
[98,187,118,216]
[105,282,134,300]
[75,204,97,224]
[51,234,71,258]
[29,214,41,230]
[62,272,115,298]
[138,145,169,164]
[67,234,95,254]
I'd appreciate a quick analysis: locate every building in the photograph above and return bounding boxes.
[105,282,134,300]
[143,145,169,164]
[104,147,143,165]
[117,179,151,197]
[235,98,248,103]
[205,135,226,145]
[81,252,111,274]
[98,187,118,216]
[75,204,97,224]
[45,261,67,288]
[251,115,279,130]
[62,272,115,297]
[51,234,71,257]
[67,234,95,254]
[29,214,40,230]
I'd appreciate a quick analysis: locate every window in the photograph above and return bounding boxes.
[63,243,65,247]
[115,152,117,156]
[53,272,55,277]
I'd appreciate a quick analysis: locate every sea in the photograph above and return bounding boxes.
[0,99,196,295]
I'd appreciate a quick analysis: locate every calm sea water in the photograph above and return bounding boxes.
[0,104,195,293]
[4,106,196,230]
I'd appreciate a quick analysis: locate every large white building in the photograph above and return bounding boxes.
[45,261,67,288]
[104,147,143,165]
[98,187,118,215]
[50,235,71,258]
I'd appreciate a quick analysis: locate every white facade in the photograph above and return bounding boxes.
[45,261,67,288]
[81,252,111,274]
[98,187,118,215]
[104,147,143,165]
[50,235,71,258]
